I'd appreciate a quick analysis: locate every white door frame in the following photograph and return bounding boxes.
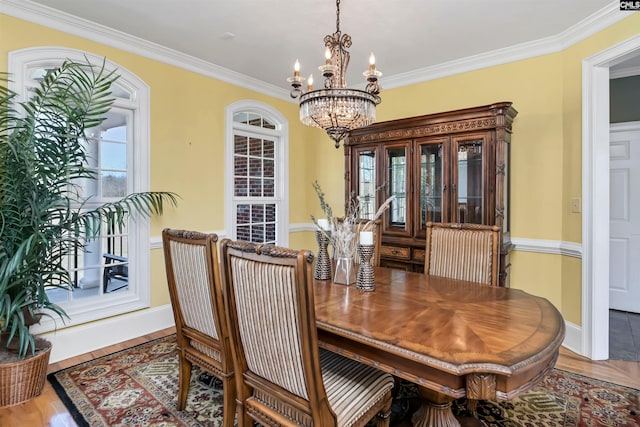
[582,33,640,360]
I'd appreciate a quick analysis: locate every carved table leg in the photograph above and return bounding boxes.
[411,387,460,427]
[464,373,497,425]
[410,387,484,427]
[411,401,459,427]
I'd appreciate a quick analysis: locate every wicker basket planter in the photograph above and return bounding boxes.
[0,339,52,406]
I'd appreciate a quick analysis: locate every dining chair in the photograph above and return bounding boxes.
[424,222,501,286]
[424,222,500,415]
[219,239,394,427]
[335,218,383,266]
[162,229,235,427]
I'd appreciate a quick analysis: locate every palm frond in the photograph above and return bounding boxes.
[76,192,179,239]
[0,59,177,358]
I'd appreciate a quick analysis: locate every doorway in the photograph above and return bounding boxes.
[609,122,640,313]
[609,121,640,361]
[583,33,640,360]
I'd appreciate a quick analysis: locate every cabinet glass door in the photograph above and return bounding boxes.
[454,136,485,224]
[417,138,446,236]
[356,148,377,220]
[385,143,410,234]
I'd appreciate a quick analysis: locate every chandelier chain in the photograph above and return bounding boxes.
[287,0,381,148]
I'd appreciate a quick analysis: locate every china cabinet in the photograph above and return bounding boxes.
[344,102,517,286]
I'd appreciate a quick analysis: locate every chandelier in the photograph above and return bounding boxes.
[288,0,382,148]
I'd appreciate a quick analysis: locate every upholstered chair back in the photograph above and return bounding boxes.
[425,222,501,286]
[230,244,310,399]
[162,229,235,426]
[219,239,394,427]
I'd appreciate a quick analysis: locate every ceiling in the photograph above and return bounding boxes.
[10,0,639,94]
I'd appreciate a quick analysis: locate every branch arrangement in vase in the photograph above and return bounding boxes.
[310,181,394,261]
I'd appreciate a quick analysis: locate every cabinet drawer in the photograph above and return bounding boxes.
[381,245,410,260]
[413,248,426,261]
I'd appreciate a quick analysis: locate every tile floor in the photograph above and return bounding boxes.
[609,309,640,362]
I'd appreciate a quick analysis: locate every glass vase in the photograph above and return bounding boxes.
[333,256,356,285]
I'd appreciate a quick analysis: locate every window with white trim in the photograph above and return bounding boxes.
[226,102,288,246]
[9,47,152,333]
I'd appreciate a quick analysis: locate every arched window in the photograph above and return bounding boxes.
[9,47,152,333]
[225,101,289,246]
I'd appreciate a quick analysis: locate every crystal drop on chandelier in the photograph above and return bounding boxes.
[299,89,378,148]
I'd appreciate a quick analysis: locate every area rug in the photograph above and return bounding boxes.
[48,334,640,427]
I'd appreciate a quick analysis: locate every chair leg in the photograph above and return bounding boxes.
[222,375,237,427]
[375,391,393,427]
[177,354,192,411]
[236,400,253,427]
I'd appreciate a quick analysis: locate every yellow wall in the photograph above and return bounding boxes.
[556,13,640,322]
[352,14,640,324]
[380,54,566,241]
[0,14,317,309]
[372,53,568,311]
[2,11,640,327]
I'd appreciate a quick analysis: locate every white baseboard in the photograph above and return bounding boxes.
[561,320,583,356]
[41,304,175,363]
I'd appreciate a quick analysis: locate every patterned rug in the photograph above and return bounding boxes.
[48,334,640,427]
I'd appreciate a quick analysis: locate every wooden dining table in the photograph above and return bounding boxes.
[313,267,565,427]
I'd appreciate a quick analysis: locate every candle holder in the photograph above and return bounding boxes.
[356,244,375,291]
[314,230,332,280]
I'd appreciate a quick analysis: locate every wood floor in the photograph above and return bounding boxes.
[0,327,638,427]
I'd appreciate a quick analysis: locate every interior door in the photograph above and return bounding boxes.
[609,123,640,313]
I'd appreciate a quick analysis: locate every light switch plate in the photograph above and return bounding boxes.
[571,197,581,213]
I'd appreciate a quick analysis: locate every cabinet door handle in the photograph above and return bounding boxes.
[391,249,399,255]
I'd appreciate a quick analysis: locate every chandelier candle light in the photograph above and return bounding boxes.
[288,0,382,148]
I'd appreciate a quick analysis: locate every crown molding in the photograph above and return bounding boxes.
[382,2,631,89]
[556,1,631,49]
[1,1,632,98]
[0,0,292,102]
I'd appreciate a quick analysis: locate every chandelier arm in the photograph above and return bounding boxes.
[338,33,351,87]
[365,81,380,96]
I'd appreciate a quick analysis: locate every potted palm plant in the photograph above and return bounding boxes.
[0,58,177,405]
